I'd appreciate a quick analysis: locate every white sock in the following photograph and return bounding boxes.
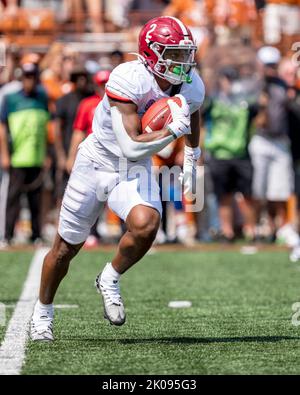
[101,262,121,282]
[34,300,54,318]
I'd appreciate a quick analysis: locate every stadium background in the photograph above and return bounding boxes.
[1,0,300,376]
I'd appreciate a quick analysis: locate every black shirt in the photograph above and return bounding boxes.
[55,90,88,154]
[287,88,300,162]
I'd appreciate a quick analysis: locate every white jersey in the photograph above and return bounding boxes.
[80,60,205,169]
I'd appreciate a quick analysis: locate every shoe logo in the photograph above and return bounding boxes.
[113,280,118,284]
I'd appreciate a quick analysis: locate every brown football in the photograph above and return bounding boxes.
[141,96,182,134]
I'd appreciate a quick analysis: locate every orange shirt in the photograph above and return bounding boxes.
[164,0,205,27]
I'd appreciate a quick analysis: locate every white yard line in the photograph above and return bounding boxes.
[0,247,49,375]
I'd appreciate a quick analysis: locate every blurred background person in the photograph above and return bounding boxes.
[0,50,24,111]
[162,0,210,60]
[0,62,50,246]
[249,46,298,245]
[0,0,19,15]
[279,59,300,260]
[153,138,198,246]
[59,0,103,32]
[203,65,257,242]
[66,69,111,172]
[263,0,300,54]
[53,67,90,209]
[109,50,125,69]
[40,43,77,107]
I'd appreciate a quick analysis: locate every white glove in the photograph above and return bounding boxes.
[179,146,201,199]
[167,94,191,138]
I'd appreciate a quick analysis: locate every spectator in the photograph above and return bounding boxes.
[204,66,256,241]
[66,69,111,172]
[0,62,50,245]
[54,67,90,205]
[0,0,19,15]
[0,51,22,117]
[263,0,300,54]
[163,0,210,60]
[40,43,75,107]
[64,0,103,32]
[109,50,125,69]
[249,46,297,244]
[105,0,133,30]
[278,58,300,259]
[153,139,198,245]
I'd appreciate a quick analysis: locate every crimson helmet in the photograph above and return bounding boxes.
[138,16,197,85]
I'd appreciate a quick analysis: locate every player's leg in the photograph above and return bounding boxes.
[96,171,162,326]
[39,233,84,305]
[96,205,160,326]
[31,150,105,341]
[112,205,160,274]
[30,234,84,341]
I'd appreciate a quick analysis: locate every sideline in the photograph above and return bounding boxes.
[0,248,49,375]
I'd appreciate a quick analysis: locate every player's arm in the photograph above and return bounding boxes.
[185,110,200,149]
[108,94,191,161]
[179,110,202,199]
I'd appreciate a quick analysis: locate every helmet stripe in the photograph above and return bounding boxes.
[166,16,189,36]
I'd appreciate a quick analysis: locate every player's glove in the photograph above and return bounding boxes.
[179,146,201,199]
[167,94,191,138]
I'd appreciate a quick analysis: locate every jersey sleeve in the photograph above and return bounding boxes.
[105,63,143,105]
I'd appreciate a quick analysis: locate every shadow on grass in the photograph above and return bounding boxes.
[120,336,300,344]
[57,335,300,345]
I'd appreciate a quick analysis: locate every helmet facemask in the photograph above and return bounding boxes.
[150,41,197,85]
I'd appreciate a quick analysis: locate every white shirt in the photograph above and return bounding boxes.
[80,60,205,169]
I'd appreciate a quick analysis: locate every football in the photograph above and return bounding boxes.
[141,96,182,134]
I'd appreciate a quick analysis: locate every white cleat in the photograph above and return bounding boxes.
[30,314,54,341]
[290,245,300,263]
[95,272,126,326]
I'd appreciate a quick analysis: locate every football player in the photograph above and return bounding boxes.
[30,16,205,341]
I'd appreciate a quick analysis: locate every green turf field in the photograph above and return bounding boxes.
[2,249,300,375]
